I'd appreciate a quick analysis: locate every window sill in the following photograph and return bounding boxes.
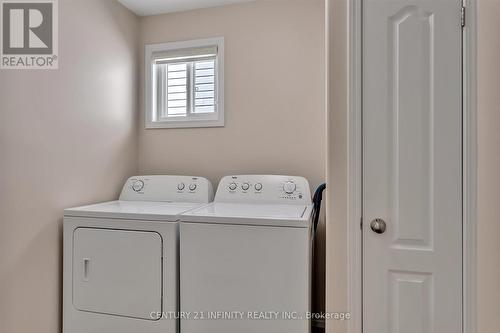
[145,118,225,129]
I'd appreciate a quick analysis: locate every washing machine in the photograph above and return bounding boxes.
[179,175,313,333]
[63,175,213,333]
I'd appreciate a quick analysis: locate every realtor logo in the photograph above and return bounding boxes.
[1,0,58,69]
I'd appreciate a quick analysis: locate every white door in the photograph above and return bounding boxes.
[363,0,463,332]
[73,228,163,320]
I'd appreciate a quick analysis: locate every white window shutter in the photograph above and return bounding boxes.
[166,63,188,117]
[194,59,216,114]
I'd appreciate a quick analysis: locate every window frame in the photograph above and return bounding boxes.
[145,37,225,129]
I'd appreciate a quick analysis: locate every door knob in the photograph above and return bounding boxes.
[370,218,387,234]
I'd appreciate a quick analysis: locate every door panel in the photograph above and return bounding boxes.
[388,271,433,333]
[363,0,462,332]
[73,228,163,320]
[390,6,434,251]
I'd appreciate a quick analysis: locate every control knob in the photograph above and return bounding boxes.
[283,181,296,194]
[241,183,250,191]
[229,182,237,191]
[189,184,197,191]
[254,183,263,191]
[177,183,185,191]
[132,180,144,192]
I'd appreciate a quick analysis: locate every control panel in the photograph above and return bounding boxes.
[214,175,312,205]
[119,176,214,203]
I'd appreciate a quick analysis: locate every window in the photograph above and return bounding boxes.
[145,37,224,129]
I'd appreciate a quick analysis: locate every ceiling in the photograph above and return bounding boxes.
[117,0,256,16]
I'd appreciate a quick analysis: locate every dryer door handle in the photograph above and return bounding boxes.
[83,258,90,282]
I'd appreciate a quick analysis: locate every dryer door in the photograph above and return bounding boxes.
[73,228,162,320]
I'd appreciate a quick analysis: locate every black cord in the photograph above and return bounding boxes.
[311,183,326,331]
[312,183,326,234]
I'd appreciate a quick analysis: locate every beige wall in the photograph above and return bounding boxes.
[477,1,500,331]
[0,1,139,332]
[325,0,349,332]
[138,0,326,190]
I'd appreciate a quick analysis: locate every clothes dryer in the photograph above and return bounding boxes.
[63,175,213,333]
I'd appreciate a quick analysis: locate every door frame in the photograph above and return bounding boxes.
[346,1,477,332]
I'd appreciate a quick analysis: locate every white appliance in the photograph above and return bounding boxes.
[179,175,313,333]
[63,175,214,333]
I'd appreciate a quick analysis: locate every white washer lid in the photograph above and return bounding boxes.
[64,200,205,221]
[180,202,313,228]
